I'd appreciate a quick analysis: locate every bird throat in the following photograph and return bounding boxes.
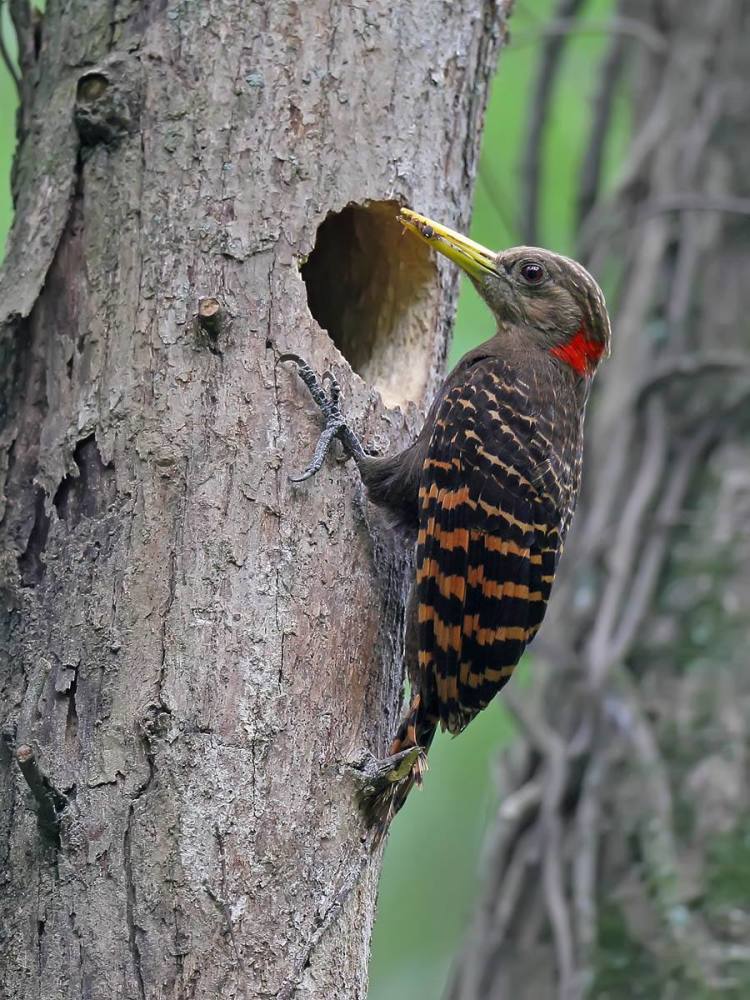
[550,325,604,377]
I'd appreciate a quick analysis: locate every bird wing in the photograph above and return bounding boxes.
[416,357,566,733]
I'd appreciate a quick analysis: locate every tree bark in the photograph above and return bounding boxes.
[448,2,750,998]
[0,3,509,998]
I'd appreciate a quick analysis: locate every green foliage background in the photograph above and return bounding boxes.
[0,3,624,996]
[0,4,18,251]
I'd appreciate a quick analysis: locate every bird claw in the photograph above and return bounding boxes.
[345,745,427,837]
[347,745,423,783]
[287,419,345,483]
[346,745,426,805]
[278,353,339,417]
[279,353,365,480]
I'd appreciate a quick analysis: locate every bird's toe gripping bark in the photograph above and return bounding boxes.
[346,744,428,833]
[344,693,435,838]
[279,353,366,482]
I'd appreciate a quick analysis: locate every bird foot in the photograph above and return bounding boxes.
[347,745,425,786]
[279,353,366,482]
[346,745,428,830]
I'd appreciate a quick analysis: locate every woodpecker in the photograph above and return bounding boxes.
[282,208,610,827]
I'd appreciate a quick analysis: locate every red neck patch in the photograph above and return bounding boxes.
[550,325,604,377]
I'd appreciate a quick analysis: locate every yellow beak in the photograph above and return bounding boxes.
[397,208,498,280]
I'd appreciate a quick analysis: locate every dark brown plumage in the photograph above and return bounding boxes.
[283,208,611,827]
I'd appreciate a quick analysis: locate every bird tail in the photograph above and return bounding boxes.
[364,693,438,838]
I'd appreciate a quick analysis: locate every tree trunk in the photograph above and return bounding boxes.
[448,2,750,998]
[0,3,508,998]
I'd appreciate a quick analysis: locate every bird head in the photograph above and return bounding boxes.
[399,208,611,378]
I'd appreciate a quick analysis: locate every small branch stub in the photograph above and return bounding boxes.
[16,744,68,843]
[198,297,222,338]
[74,60,142,145]
[76,72,110,103]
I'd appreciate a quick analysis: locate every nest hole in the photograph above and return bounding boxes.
[301,201,437,408]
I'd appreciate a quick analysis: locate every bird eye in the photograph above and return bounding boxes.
[519,261,545,284]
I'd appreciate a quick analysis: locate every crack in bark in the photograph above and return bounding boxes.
[461,0,505,192]
[15,743,68,845]
[157,512,181,711]
[62,661,79,743]
[53,434,116,528]
[266,266,287,698]
[275,854,370,1000]
[204,826,246,976]
[122,713,158,1000]
[0,435,17,526]
[123,802,147,1000]
[36,914,45,980]
[17,485,50,586]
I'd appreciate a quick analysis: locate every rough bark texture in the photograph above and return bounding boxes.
[0,3,509,998]
[448,2,750,998]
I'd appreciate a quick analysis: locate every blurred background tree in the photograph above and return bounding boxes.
[2,2,748,998]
